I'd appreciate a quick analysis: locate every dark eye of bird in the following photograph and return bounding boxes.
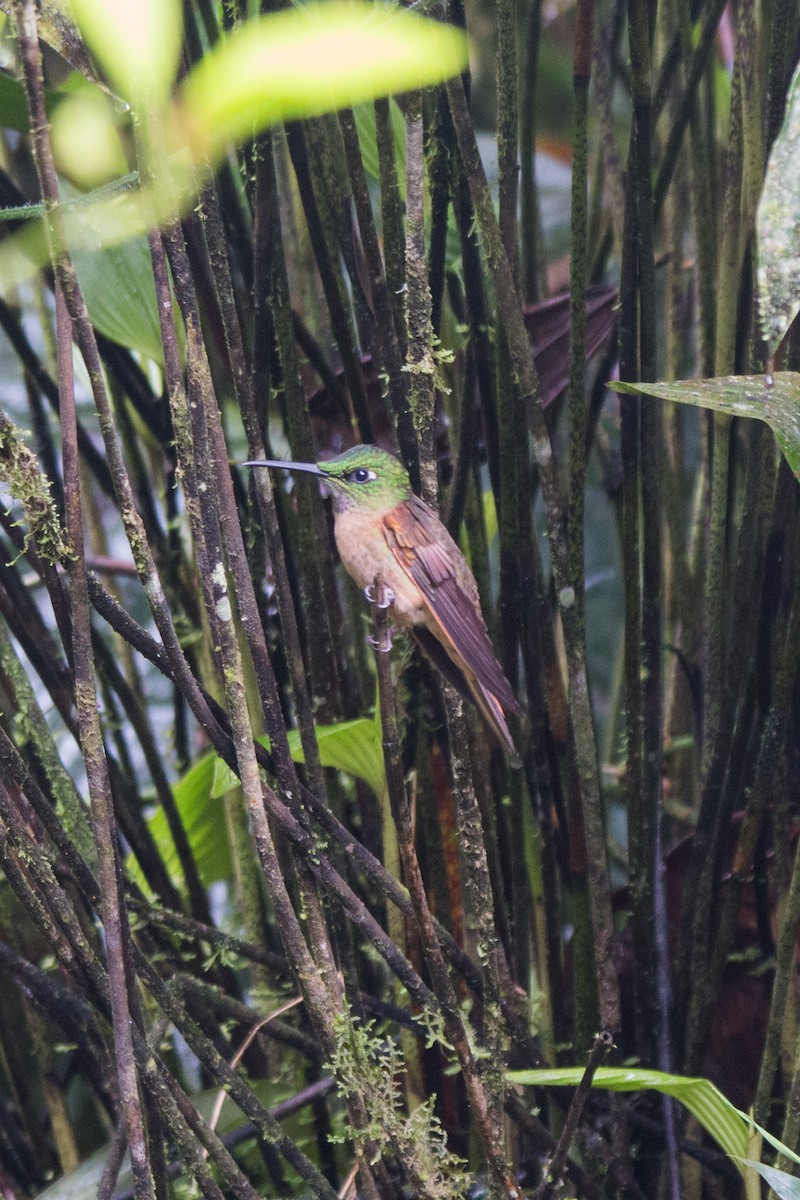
[347,468,374,484]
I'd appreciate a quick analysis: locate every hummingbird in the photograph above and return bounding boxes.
[244,445,522,760]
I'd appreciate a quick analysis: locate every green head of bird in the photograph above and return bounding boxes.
[243,445,412,514]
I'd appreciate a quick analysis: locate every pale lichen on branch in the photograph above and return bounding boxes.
[0,407,71,563]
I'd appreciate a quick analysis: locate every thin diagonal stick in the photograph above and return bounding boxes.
[533,1031,613,1198]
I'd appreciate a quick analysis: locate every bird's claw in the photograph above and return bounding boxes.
[364,583,395,610]
[367,630,394,653]
[366,578,395,650]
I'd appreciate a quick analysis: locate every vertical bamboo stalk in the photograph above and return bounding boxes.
[13,8,158,1192]
[680,1,763,1070]
[369,583,518,1199]
[374,97,407,352]
[496,0,519,278]
[446,71,620,1034]
[626,0,663,1071]
[404,92,438,507]
[520,0,544,302]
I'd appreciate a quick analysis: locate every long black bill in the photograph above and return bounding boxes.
[242,459,325,476]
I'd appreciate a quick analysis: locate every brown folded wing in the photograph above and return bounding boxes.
[382,495,521,715]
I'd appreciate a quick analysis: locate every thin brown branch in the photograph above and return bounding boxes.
[533,1032,613,1198]
[369,577,518,1198]
[12,8,155,1192]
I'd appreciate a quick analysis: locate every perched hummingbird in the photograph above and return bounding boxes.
[244,445,522,760]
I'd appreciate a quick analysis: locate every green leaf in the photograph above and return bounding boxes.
[757,61,800,354]
[68,0,183,103]
[507,1064,800,1178]
[0,4,466,291]
[0,69,39,133]
[740,1161,800,1200]
[211,754,238,801]
[177,3,467,163]
[482,485,498,546]
[33,1075,326,1200]
[0,69,73,135]
[71,235,167,363]
[611,373,800,479]
[352,97,406,187]
[61,182,181,362]
[129,751,232,892]
[0,175,176,360]
[51,90,129,189]
[34,1145,133,1200]
[288,718,386,800]
[507,1066,749,1164]
[212,718,387,801]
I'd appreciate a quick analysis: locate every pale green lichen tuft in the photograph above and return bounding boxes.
[0,412,71,564]
[327,1005,469,1198]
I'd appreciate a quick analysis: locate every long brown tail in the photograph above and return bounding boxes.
[412,628,521,764]
[469,680,522,768]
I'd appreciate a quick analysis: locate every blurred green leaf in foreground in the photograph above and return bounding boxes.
[0,2,468,286]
